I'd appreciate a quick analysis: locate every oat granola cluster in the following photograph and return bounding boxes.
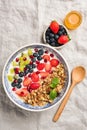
[23,63,66,106]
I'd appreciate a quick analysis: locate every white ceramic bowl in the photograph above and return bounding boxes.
[2,43,70,112]
[43,24,71,49]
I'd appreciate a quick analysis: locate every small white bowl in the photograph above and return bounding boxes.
[43,24,71,49]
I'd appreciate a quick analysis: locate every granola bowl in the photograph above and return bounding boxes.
[2,43,70,112]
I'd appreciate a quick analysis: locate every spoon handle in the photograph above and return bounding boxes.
[53,82,76,122]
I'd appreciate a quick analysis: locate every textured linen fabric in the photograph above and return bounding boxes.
[0,0,87,130]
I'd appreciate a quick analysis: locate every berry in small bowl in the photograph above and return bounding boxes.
[43,20,71,49]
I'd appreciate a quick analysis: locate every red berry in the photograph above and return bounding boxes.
[45,63,52,72]
[23,77,31,87]
[14,68,20,74]
[36,61,40,64]
[43,55,50,61]
[29,61,33,65]
[30,55,34,59]
[34,48,38,52]
[50,53,54,57]
[23,57,27,61]
[12,87,16,91]
[31,72,39,82]
[58,35,69,44]
[45,50,48,54]
[30,83,40,90]
[50,59,59,67]
[44,59,47,63]
[37,63,45,70]
[16,58,19,62]
[36,71,40,74]
[28,74,31,77]
[14,79,18,83]
[50,21,59,34]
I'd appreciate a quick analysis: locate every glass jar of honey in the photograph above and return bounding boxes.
[64,11,82,30]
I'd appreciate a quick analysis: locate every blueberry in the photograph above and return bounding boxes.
[37,56,42,60]
[50,38,55,43]
[50,42,56,46]
[59,25,64,31]
[26,64,30,69]
[24,69,29,75]
[58,31,63,36]
[19,72,24,77]
[38,49,44,55]
[49,33,54,38]
[11,82,16,87]
[31,57,36,62]
[45,27,51,36]
[32,64,36,68]
[16,84,22,89]
[18,78,22,83]
[33,53,38,57]
[29,69,33,73]
[54,34,59,40]
[46,39,50,43]
[46,35,49,40]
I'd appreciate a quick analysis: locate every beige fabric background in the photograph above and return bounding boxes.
[0,0,87,130]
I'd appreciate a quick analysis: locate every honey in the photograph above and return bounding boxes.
[64,11,82,30]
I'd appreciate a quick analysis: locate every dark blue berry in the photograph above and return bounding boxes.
[31,57,36,62]
[59,25,64,31]
[54,34,59,40]
[58,31,63,36]
[24,69,29,75]
[38,49,44,55]
[29,69,33,73]
[49,33,54,38]
[19,72,24,77]
[16,84,22,89]
[50,42,56,46]
[46,39,50,43]
[37,56,42,60]
[32,64,36,68]
[11,82,16,87]
[50,38,55,43]
[18,78,22,83]
[45,27,51,36]
[33,53,38,57]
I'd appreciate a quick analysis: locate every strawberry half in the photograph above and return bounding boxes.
[50,59,59,67]
[45,63,52,72]
[30,83,40,90]
[23,77,31,87]
[37,63,45,70]
[43,55,50,62]
[58,35,69,44]
[31,72,39,82]
[40,72,49,78]
[50,21,59,34]
[16,88,28,97]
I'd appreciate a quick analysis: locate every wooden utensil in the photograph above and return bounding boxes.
[53,66,86,122]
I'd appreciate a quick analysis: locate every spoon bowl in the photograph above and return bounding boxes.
[72,66,86,84]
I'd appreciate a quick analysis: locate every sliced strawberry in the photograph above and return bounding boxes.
[45,63,52,72]
[50,21,59,34]
[23,77,31,87]
[31,72,39,82]
[40,72,49,78]
[58,35,69,44]
[16,88,28,97]
[37,63,45,70]
[30,83,40,90]
[43,55,50,61]
[50,59,59,67]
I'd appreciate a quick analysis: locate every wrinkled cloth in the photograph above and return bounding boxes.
[0,0,87,130]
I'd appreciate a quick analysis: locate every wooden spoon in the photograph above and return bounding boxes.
[53,66,86,122]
